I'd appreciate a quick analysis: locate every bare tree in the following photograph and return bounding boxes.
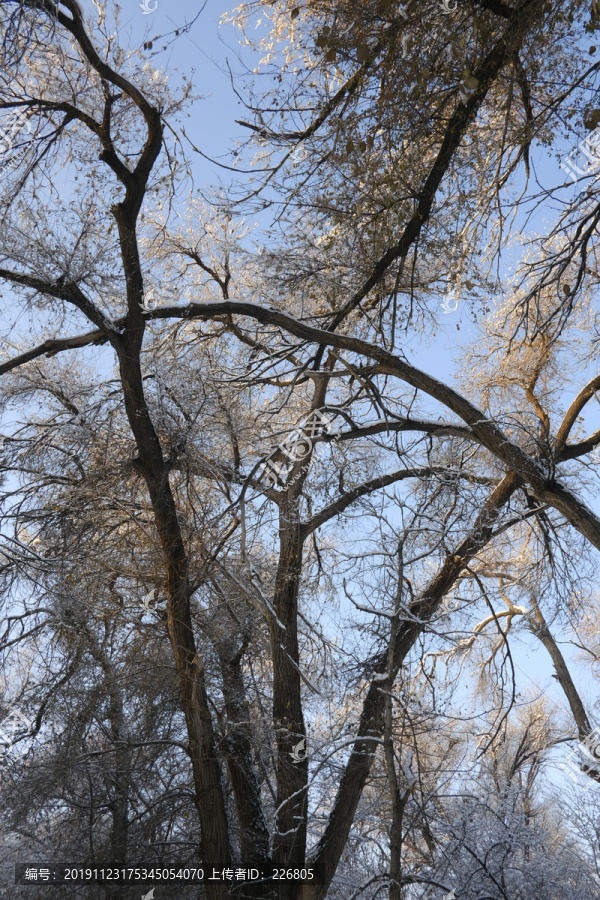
[1,2,600,899]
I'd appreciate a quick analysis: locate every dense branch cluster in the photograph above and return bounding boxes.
[0,1,600,899]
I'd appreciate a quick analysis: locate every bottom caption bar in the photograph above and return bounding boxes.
[16,864,322,885]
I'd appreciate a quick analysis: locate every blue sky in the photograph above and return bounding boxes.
[3,0,597,795]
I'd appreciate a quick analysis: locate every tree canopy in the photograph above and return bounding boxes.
[1,1,600,898]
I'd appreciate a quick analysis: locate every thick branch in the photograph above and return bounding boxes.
[307,472,521,900]
[0,328,110,375]
[144,298,600,552]
[473,0,516,17]
[328,0,544,329]
[0,268,119,337]
[555,373,600,452]
[43,0,159,124]
[301,466,497,539]
[528,599,591,739]
[4,295,600,552]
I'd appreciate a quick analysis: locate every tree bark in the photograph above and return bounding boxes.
[270,491,308,894]
[216,639,271,868]
[115,344,232,896]
[528,599,592,740]
[305,472,521,900]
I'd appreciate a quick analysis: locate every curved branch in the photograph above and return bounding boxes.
[3,295,600,553]
[300,466,497,539]
[47,0,159,124]
[555,373,600,452]
[528,598,592,741]
[309,471,521,899]
[328,0,544,330]
[0,267,120,337]
[0,328,110,375]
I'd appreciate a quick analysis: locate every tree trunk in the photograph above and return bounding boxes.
[115,342,231,898]
[308,472,520,899]
[270,492,308,898]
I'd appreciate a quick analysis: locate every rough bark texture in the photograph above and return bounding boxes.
[269,492,309,894]
[114,274,232,896]
[216,639,271,868]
